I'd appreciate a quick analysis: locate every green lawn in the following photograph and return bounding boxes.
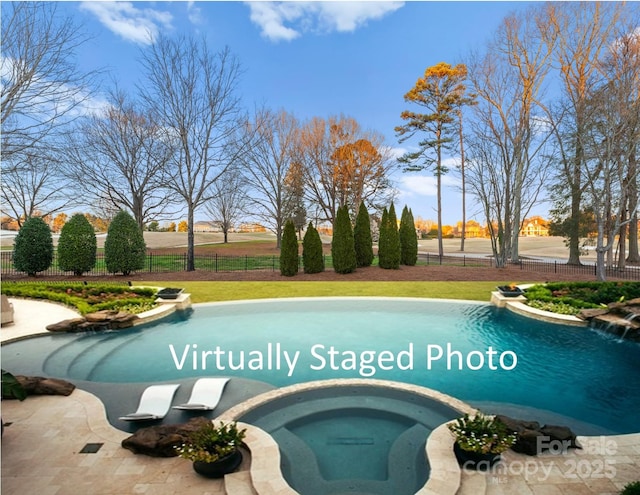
[139,281,502,304]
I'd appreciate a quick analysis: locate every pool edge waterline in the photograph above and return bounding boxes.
[219,378,477,495]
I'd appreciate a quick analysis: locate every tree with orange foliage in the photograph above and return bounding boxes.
[52,213,68,233]
[295,115,394,224]
[395,62,471,258]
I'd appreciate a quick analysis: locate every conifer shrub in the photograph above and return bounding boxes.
[354,201,374,267]
[13,216,54,276]
[280,219,299,276]
[378,203,400,269]
[331,205,357,274]
[302,222,324,274]
[399,205,418,266]
[58,213,97,276]
[104,211,146,276]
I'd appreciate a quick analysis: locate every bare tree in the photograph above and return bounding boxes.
[204,166,247,243]
[1,2,98,163]
[65,90,177,230]
[139,36,246,270]
[0,152,77,226]
[540,2,625,265]
[580,28,640,280]
[239,109,299,248]
[465,7,555,267]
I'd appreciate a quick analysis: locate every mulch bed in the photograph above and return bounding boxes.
[3,264,615,283]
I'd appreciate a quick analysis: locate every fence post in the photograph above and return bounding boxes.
[215,253,218,273]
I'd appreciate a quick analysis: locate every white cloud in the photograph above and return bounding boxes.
[80,2,173,46]
[245,1,404,42]
[398,169,460,198]
[187,1,205,25]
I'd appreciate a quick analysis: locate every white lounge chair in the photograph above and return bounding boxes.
[119,384,180,421]
[172,377,229,411]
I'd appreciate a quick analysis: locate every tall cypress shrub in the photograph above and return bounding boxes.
[280,219,299,276]
[58,214,97,276]
[104,211,146,276]
[302,222,324,274]
[331,205,356,274]
[13,217,53,276]
[399,205,418,266]
[379,203,400,269]
[354,201,374,267]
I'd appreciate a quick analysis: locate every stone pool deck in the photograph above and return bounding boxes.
[1,298,639,494]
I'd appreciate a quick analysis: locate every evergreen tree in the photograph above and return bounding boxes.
[399,205,418,266]
[331,205,356,274]
[279,219,299,276]
[354,201,374,267]
[379,203,400,269]
[13,217,53,276]
[104,211,146,276]
[302,222,325,274]
[57,213,97,276]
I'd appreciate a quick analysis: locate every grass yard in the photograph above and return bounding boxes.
[139,281,501,303]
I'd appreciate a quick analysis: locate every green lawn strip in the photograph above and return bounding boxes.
[139,281,504,304]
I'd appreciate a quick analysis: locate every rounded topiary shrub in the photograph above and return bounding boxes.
[354,201,374,268]
[57,213,97,276]
[399,205,418,266]
[13,216,54,276]
[280,219,299,276]
[104,210,146,276]
[303,222,324,274]
[331,205,356,274]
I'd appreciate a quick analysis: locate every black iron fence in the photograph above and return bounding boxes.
[1,250,639,280]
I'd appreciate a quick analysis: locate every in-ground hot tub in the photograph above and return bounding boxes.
[233,380,468,495]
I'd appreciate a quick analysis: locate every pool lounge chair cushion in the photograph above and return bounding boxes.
[173,377,229,411]
[119,384,180,421]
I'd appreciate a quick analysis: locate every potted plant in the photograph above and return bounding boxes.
[175,420,246,478]
[448,413,517,470]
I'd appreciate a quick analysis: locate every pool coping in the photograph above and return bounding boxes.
[219,378,479,495]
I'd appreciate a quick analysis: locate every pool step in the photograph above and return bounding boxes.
[224,470,257,495]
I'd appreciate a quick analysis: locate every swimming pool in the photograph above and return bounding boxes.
[2,297,639,434]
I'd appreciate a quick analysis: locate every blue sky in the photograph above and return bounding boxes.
[63,1,539,225]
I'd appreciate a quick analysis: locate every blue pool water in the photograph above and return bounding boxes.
[2,298,639,434]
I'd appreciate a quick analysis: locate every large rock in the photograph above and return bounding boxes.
[121,417,212,457]
[3,376,76,398]
[46,311,138,333]
[495,415,580,456]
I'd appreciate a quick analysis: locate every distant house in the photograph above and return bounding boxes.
[521,216,549,236]
[194,221,223,233]
[236,223,267,233]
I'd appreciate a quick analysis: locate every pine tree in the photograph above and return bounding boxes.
[104,211,146,276]
[379,203,400,269]
[354,201,374,267]
[280,219,299,276]
[13,217,53,276]
[58,213,97,276]
[302,222,324,274]
[331,205,356,274]
[399,205,418,266]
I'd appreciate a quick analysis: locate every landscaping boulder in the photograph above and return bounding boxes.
[495,415,580,456]
[1,376,76,398]
[46,311,138,333]
[121,417,211,457]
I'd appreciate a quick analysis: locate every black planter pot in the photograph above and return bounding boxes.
[453,442,501,471]
[156,288,184,300]
[192,450,243,478]
[496,286,524,297]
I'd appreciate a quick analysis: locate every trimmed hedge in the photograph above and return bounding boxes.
[354,201,374,268]
[302,222,324,274]
[331,205,357,274]
[105,211,146,276]
[280,220,299,277]
[57,213,97,276]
